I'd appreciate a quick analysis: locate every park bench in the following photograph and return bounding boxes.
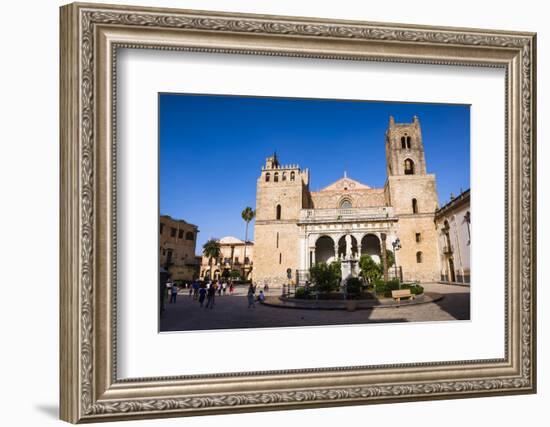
[391,289,415,303]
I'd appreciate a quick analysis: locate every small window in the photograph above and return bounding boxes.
[290,171,295,181]
[415,232,421,243]
[279,253,282,264]
[282,172,287,181]
[276,232,279,248]
[274,172,279,182]
[404,158,415,175]
[416,251,423,263]
[186,231,194,240]
[160,223,164,234]
[340,199,352,209]
[178,229,184,239]
[170,227,176,237]
[406,136,412,149]
[276,204,282,220]
[412,198,418,214]
[265,172,270,182]
[234,257,239,264]
[401,136,406,149]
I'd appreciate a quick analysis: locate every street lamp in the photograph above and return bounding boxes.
[392,238,401,287]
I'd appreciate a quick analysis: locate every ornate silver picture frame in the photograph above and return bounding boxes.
[60,2,536,423]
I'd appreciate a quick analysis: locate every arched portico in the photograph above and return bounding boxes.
[314,235,336,264]
[338,235,358,258]
[361,233,381,263]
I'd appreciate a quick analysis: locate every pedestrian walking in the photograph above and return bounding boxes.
[247,284,255,308]
[222,281,227,295]
[229,282,234,294]
[217,281,222,296]
[205,284,216,309]
[169,282,178,303]
[198,286,207,307]
[165,280,173,303]
[193,280,199,299]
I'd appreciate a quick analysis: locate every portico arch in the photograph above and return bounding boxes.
[338,234,358,258]
[361,233,381,263]
[314,235,336,264]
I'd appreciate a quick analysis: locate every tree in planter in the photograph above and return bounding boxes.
[202,239,221,281]
[309,261,341,293]
[229,270,241,280]
[359,254,382,284]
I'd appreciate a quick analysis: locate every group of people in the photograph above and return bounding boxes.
[194,280,235,309]
[165,279,271,310]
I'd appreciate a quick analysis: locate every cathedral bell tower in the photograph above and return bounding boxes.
[253,153,310,287]
[384,115,439,282]
[386,115,427,177]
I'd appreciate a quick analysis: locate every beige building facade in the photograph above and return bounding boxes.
[253,116,443,287]
[200,236,254,281]
[159,215,199,281]
[435,189,471,284]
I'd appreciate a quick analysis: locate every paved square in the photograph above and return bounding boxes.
[160,283,470,332]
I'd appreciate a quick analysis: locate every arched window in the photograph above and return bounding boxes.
[282,172,287,181]
[406,136,411,149]
[276,204,282,220]
[185,231,194,241]
[404,158,415,175]
[274,172,279,182]
[401,136,406,149]
[290,171,295,181]
[416,251,423,263]
[265,172,270,182]
[412,198,418,214]
[339,198,352,209]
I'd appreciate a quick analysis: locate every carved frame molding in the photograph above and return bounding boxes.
[60,2,536,423]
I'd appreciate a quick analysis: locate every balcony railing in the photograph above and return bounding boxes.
[299,207,394,223]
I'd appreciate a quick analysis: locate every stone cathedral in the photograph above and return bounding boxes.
[253,116,440,287]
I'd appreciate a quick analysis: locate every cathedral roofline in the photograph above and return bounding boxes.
[316,175,376,192]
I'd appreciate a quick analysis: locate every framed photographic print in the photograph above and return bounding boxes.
[60,2,537,423]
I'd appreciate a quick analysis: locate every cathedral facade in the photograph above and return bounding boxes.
[253,116,441,287]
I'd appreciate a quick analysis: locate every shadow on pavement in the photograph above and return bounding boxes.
[432,292,471,320]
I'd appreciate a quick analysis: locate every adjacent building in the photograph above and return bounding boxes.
[200,236,254,281]
[159,215,199,281]
[435,189,471,284]
[253,116,442,287]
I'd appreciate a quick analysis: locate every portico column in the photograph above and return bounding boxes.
[380,233,388,282]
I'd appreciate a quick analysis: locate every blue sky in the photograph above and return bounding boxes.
[159,94,470,253]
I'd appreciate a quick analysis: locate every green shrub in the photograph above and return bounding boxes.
[387,279,400,290]
[345,278,362,297]
[410,285,424,295]
[359,254,381,283]
[309,262,341,293]
[294,287,308,299]
[374,281,387,295]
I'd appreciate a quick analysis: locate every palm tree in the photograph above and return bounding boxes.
[202,238,221,281]
[241,207,256,279]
